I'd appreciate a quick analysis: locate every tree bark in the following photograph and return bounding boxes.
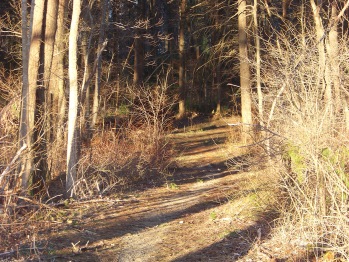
[328,2,340,112]
[310,0,329,103]
[19,0,46,190]
[282,0,290,18]
[214,4,221,116]
[80,1,93,136]
[66,0,81,198]
[53,0,68,145]
[91,0,109,131]
[253,0,263,123]
[133,35,144,87]
[19,0,30,189]
[238,0,253,144]
[133,0,145,88]
[177,0,186,119]
[44,0,58,143]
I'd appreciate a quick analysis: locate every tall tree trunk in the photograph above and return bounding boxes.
[310,0,328,216]
[19,0,46,190]
[19,0,30,189]
[310,0,329,103]
[133,0,146,88]
[44,0,58,143]
[282,0,290,18]
[53,0,68,145]
[177,0,186,119]
[81,1,94,136]
[133,34,144,87]
[214,4,221,116]
[328,2,340,112]
[253,0,263,123]
[66,0,81,198]
[91,0,109,131]
[238,0,252,144]
[48,0,67,178]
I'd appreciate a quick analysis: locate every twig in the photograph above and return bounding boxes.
[0,250,16,258]
[80,39,108,104]
[17,196,57,211]
[72,198,139,205]
[0,143,27,188]
[334,0,349,25]
[267,83,286,128]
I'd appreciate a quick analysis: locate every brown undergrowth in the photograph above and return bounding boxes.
[0,117,280,261]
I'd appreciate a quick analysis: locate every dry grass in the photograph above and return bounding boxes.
[255,24,349,261]
[73,79,176,198]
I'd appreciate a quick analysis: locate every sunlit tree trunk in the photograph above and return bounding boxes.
[328,2,340,112]
[66,0,81,198]
[282,0,290,18]
[238,0,252,144]
[310,0,329,103]
[53,0,68,145]
[310,0,329,216]
[44,0,58,143]
[253,0,262,123]
[177,0,186,119]
[19,0,46,190]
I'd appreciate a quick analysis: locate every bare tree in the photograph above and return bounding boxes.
[19,0,30,188]
[238,0,252,143]
[66,0,81,198]
[253,0,263,123]
[52,0,68,144]
[91,0,109,131]
[328,2,340,112]
[310,0,329,104]
[19,0,46,190]
[177,0,186,119]
[43,0,58,143]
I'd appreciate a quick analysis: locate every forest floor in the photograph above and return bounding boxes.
[2,117,280,261]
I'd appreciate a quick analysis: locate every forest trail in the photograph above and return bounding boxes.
[37,118,276,262]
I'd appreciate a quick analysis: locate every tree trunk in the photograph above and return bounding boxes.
[238,0,253,144]
[81,1,94,136]
[133,34,144,87]
[66,0,81,198]
[44,0,58,143]
[19,0,30,189]
[253,0,263,123]
[177,0,186,119]
[310,0,329,103]
[214,4,221,117]
[53,0,68,145]
[310,0,329,216]
[91,0,109,131]
[19,0,46,190]
[328,2,340,112]
[282,0,290,18]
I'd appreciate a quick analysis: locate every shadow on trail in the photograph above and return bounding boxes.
[169,153,253,185]
[40,118,256,261]
[172,210,278,262]
[42,174,240,261]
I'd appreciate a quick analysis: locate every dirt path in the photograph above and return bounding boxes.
[32,119,276,262]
